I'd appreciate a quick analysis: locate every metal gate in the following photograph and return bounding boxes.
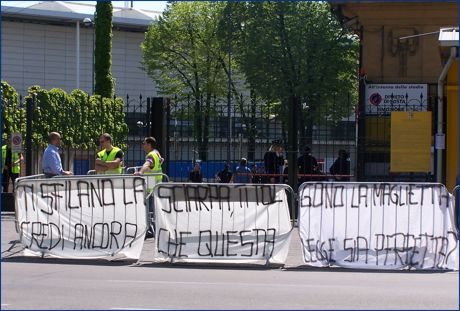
[356,83,441,182]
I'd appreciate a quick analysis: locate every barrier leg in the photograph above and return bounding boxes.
[145,195,155,239]
[456,177,460,230]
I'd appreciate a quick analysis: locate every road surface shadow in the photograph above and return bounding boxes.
[282,264,456,274]
[1,254,136,266]
[2,254,456,273]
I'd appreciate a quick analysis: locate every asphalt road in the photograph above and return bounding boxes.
[1,213,459,310]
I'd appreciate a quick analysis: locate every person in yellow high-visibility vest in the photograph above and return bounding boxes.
[2,136,23,192]
[2,142,7,192]
[134,136,164,191]
[95,133,124,174]
[134,136,164,239]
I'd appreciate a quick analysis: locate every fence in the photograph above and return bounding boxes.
[357,83,441,182]
[166,93,357,185]
[2,94,152,188]
[2,91,357,193]
[2,83,452,194]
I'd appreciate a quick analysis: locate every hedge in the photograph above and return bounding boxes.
[1,81,128,149]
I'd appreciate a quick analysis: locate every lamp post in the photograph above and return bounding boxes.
[82,17,95,94]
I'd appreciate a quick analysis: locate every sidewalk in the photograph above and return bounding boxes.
[1,212,305,267]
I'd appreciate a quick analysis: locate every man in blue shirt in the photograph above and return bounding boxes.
[42,132,72,177]
[234,158,252,183]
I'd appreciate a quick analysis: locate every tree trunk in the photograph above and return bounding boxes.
[248,90,256,161]
[193,95,202,161]
[287,95,299,193]
[200,93,211,161]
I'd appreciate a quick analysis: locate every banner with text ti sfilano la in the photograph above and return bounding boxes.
[15,176,148,259]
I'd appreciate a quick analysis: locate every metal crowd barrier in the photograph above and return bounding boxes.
[86,167,127,175]
[10,177,459,270]
[85,167,170,239]
[297,181,458,270]
[453,185,459,230]
[14,174,149,259]
[152,182,295,266]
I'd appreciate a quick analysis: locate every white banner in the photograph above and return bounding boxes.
[15,176,148,259]
[365,84,428,115]
[153,183,293,265]
[299,182,458,270]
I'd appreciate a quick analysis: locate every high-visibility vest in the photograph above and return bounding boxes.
[97,147,123,174]
[1,145,6,170]
[144,149,163,189]
[1,145,20,173]
[11,152,20,174]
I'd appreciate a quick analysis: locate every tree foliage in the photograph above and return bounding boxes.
[141,1,358,164]
[219,2,359,139]
[1,81,25,139]
[1,81,128,149]
[141,2,232,160]
[95,1,115,98]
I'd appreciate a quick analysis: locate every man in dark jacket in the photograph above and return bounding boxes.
[330,149,350,181]
[264,140,284,183]
[297,146,319,184]
[216,163,233,183]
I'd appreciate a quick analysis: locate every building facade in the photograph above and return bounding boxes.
[1,1,158,96]
[331,1,458,187]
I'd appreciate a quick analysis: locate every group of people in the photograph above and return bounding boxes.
[188,158,255,183]
[4,132,349,190]
[265,140,351,183]
[42,132,163,179]
[188,140,350,185]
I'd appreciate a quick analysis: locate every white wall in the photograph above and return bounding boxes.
[1,20,156,97]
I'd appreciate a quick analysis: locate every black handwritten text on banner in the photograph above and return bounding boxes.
[298,182,458,270]
[153,184,293,264]
[15,176,147,259]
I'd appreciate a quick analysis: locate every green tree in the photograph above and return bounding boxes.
[219,2,358,187]
[142,2,232,160]
[221,2,358,141]
[1,81,25,139]
[94,1,115,98]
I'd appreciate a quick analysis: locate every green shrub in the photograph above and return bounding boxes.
[3,82,127,149]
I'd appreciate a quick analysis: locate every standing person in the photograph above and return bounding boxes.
[0,137,21,191]
[215,163,233,183]
[133,136,163,239]
[95,133,124,174]
[251,164,263,184]
[297,146,319,184]
[330,149,351,181]
[282,159,289,184]
[188,162,203,182]
[1,141,7,192]
[2,137,13,192]
[42,132,73,178]
[264,140,284,183]
[234,158,252,184]
[9,147,23,190]
[134,137,164,189]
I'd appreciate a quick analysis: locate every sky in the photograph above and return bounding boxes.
[2,1,168,12]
